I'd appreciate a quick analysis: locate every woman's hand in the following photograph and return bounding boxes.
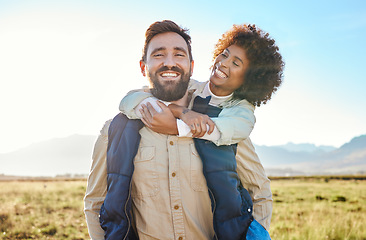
[168,104,215,138]
[140,101,179,135]
[179,109,215,138]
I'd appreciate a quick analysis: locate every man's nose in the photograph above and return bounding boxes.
[163,55,175,67]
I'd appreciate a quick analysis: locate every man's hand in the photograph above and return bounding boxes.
[140,101,179,135]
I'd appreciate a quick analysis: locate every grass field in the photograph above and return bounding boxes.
[270,177,366,240]
[0,177,365,239]
[0,180,88,239]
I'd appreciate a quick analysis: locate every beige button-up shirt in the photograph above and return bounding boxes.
[84,81,272,239]
[84,120,215,240]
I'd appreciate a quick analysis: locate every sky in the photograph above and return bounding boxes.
[1,0,366,154]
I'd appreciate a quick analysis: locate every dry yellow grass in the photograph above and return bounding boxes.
[0,180,88,239]
[0,177,365,239]
[269,178,366,240]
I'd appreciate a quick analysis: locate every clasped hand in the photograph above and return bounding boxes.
[140,101,215,138]
[178,109,215,138]
[139,101,179,135]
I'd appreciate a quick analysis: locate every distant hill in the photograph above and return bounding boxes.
[273,142,336,153]
[0,134,365,177]
[257,135,366,176]
[0,135,96,177]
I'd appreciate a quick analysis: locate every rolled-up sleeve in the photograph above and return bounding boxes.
[211,100,255,146]
[84,120,111,240]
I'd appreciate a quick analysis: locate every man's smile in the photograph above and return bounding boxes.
[160,71,180,79]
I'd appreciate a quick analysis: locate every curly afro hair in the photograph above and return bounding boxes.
[213,24,284,107]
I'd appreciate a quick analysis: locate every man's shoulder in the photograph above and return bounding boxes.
[188,78,207,91]
[99,119,113,136]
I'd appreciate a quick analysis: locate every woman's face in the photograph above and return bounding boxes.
[209,44,249,96]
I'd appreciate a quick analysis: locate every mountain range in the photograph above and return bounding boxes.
[1,134,365,177]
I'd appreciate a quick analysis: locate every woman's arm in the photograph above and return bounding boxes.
[139,101,221,141]
[167,99,256,146]
[138,99,255,146]
[120,89,217,138]
[119,88,255,145]
[119,89,154,119]
[211,100,255,145]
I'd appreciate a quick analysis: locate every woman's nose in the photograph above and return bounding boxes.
[218,59,227,68]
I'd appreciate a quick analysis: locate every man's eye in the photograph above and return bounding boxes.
[176,53,185,57]
[153,53,163,57]
[233,61,239,67]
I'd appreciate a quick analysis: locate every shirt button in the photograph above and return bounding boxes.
[178,237,183,240]
[172,172,176,177]
[169,141,174,145]
[174,205,179,210]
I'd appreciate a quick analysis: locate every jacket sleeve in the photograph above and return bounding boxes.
[119,89,153,119]
[211,100,256,146]
[236,138,273,230]
[84,120,111,240]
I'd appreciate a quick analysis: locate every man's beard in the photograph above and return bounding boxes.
[148,66,191,102]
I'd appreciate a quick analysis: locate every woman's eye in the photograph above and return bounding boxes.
[233,61,239,67]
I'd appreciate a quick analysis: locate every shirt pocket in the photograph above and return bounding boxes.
[190,143,207,192]
[131,146,160,198]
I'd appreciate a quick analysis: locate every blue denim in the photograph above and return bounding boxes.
[246,220,271,240]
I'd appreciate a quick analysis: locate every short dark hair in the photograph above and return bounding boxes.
[213,24,284,107]
[141,20,193,62]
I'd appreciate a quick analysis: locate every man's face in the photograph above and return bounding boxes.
[140,32,194,102]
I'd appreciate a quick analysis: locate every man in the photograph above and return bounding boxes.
[84,20,271,240]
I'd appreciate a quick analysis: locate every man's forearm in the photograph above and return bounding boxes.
[236,138,273,230]
[251,186,273,230]
[84,199,105,240]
